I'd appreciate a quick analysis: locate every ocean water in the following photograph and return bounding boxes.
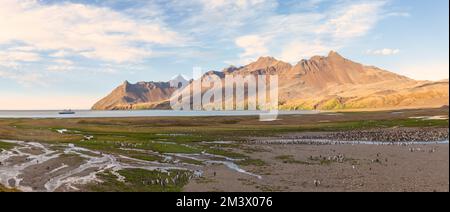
[0,110,319,118]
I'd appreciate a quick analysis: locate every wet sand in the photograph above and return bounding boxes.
[185,143,449,192]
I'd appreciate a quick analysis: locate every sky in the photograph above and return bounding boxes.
[0,0,448,110]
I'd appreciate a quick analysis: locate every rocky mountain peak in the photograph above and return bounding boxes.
[242,56,292,74]
[256,56,278,63]
[327,51,344,59]
[92,51,449,110]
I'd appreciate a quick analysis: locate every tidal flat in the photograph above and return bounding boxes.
[0,108,448,192]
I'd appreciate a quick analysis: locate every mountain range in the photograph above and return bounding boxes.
[92,51,449,111]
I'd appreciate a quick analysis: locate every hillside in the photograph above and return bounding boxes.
[92,51,449,111]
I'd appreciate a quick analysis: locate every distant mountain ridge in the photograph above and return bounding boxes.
[92,51,449,111]
[92,81,177,110]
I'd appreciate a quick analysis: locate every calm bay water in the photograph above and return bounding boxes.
[0,110,319,118]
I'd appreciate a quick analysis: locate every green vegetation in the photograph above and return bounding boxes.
[0,110,447,162]
[87,169,191,192]
[275,155,359,166]
[275,155,312,165]
[140,142,200,154]
[0,141,15,150]
[321,98,346,110]
[1,109,448,144]
[284,119,449,133]
[0,108,447,192]
[0,108,447,170]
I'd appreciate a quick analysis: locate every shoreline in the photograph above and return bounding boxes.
[0,110,319,119]
[0,108,448,192]
[0,107,448,119]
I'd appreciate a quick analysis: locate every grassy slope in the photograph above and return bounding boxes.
[0,141,15,150]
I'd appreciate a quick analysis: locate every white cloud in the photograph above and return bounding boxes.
[280,41,334,63]
[0,50,41,68]
[50,50,72,58]
[235,35,270,61]
[233,1,388,63]
[125,0,387,65]
[53,59,74,66]
[46,65,73,72]
[386,12,410,17]
[47,59,75,72]
[367,48,400,55]
[202,0,268,10]
[320,2,385,39]
[0,0,183,63]
[0,51,40,62]
[7,45,38,52]
[170,0,278,36]
[0,69,47,87]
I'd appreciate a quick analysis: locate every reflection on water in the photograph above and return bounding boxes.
[0,110,318,118]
